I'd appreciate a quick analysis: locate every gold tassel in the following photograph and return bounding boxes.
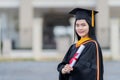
[92,10,94,27]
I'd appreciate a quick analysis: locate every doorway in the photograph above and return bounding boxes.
[43,13,70,49]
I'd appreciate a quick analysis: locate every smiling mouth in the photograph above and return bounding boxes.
[78,31,84,33]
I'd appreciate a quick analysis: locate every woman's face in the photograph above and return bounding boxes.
[75,20,89,38]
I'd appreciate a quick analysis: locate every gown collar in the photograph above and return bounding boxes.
[76,37,92,47]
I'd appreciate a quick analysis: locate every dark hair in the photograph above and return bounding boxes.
[74,19,97,41]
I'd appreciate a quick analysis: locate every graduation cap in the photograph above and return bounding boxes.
[69,8,98,27]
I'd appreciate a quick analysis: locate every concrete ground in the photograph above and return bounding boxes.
[0,60,120,80]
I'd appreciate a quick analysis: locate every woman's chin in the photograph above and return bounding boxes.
[78,34,84,37]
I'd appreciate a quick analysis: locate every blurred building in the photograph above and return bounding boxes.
[0,0,120,60]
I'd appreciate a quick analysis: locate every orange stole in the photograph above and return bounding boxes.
[76,37,92,47]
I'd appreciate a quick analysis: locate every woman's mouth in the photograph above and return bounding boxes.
[78,31,84,34]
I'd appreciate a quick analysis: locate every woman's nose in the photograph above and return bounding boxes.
[78,26,83,29]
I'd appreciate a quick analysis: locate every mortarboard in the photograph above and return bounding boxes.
[69,8,98,27]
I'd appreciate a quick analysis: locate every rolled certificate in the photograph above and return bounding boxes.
[69,45,85,67]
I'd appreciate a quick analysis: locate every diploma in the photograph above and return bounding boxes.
[69,45,85,67]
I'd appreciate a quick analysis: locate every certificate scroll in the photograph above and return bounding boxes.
[69,45,85,67]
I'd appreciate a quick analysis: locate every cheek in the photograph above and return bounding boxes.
[75,27,78,32]
[86,28,89,33]
[85,27,89,33]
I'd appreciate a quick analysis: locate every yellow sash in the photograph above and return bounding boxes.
[76,37,92,47]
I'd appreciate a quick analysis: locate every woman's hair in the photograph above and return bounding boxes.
[74,19,97,41]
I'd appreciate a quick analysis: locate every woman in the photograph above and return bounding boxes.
[57,8,104,80]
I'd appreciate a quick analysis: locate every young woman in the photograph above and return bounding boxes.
[57,8,104,80]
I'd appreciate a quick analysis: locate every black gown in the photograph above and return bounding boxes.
[57,40,104,80]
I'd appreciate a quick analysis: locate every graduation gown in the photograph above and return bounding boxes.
[57,40,104,80]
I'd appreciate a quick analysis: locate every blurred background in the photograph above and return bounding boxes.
[0,0,120,80]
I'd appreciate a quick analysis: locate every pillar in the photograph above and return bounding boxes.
[33,17,43,58]
[0,15,1,55]
[1,13,11,56]
[19,0,33,48]
[69,17,75,42]
[96,0,110,48]
[2,39,12,56]
[110,18,120,60]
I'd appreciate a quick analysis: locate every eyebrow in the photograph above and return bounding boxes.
[76,22,86,25]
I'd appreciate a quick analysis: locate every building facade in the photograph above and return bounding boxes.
[0,0,120,60]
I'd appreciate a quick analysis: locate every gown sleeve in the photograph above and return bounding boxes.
[91,42,104,80]
[86,41,104,80]
[57,44,74,80]
[90,42,104,80]
[98,45,104,80]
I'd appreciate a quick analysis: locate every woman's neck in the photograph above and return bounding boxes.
[80,35,89,39]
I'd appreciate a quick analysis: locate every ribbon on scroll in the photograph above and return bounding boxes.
[69,45,85,67]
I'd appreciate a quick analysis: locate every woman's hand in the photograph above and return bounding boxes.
[62,64,73,74]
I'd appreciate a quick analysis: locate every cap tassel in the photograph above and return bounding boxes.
[92,10,94,27]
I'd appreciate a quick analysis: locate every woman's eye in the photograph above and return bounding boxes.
[76,24,79,27]
[81,23,86,26]
[76,23,86,27]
